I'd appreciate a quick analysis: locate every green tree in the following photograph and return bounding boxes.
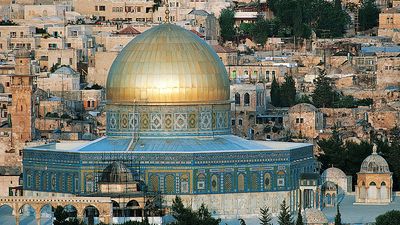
[334,204,342,225]
[311,73,335,108]
[358,0,380,31]
[240,23,254,36]
[219,9,235,42]
[238,218,247,225]
[169,196,220,225]
[271,76,281,107]
[54,206,68,225]
[259,206,273,225]
[278,200,293,225]
[375,210,400,225]
[250,19,270,46]
[295,206,303,225]
[196,204,221,225]
[281,75,296,107]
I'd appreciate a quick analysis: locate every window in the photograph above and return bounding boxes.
[235,93,240,105]
[272,71,276,80]
[238,119,242,126]
[211,175,218,192]
[95,6,98,11]
[99,5,106,11]
[244,93,250,106]
[277,178,285,186]
[231,119,235,126]
[238,174,245,191]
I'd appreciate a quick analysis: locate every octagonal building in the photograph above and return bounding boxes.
[23,24,316,218]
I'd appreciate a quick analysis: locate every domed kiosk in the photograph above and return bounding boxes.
[355,144,392,204]
[22,24,316,219]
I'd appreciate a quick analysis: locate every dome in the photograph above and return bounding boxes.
[52,66,78,77]
[100,162,134,183]
[360,151,390,173]
[322,167,346,180]
[303,208,328,224]
[322,181,337,191]
[288,103,317,113]
[106,23,230,105]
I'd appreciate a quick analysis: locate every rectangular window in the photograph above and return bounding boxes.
[277,178,285,187]
[197,181,205,189]
[231,119,235,125]
[238,119,243,126]
[296,118,300,123]
[300,118,304,123]
[57,58,61,64]
[95,6,98,11]
[99,6,106,11]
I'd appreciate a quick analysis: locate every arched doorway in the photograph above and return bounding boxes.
[83,205,100,225]
[0,204,15,225]
[368,182,377,199]
[126,200,142,217]
[40,204,54,225]
[112,200,122,217]
[19,204,36,225]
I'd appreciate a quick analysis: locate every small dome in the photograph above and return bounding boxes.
[52,66,78,76]
[288,103,317,113]
[303,208,328,224]
[322,167,346,180]
[100,162,134,183]
[322,181,337,191]
[360,146,390,173]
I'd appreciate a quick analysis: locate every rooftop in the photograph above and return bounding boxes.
[26,135,312,154]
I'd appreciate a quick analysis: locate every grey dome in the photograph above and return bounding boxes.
[322,167,346,180]
[322,181,337,191]
[360,151,390,174]
[100,162,134,183]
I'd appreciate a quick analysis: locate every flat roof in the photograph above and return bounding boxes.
[26,135,311,154]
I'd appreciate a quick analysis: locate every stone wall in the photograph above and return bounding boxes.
[164,191,292,219]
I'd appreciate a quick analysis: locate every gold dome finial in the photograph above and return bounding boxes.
[164,0,170,23]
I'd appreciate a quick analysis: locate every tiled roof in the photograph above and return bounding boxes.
[117,25,141,35]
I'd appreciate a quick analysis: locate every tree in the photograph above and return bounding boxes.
[281,75,296,107]
[238,218,247,225]
[169,196,220,225]
[358,0,380,31]
[375,210,400,225]
[311,73,335,108]
[295,206,303,225]
[54,206,85,225]
[334,204,342,225]
[271,76,281,107]
[250,19,270,46]
[278,200,293,225]
[219,9,235,42]
[259,206,272,225]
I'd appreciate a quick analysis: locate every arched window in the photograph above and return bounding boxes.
[180,174,189,193]
[244,93,250,106]
[370,181,376,186]
[264,173,271,190]
[224,174,233,192]
[250,173,258,191]
[165,175,175,194]
[235,93,240,105]
[211,175,218,192]
[150,175,159,192]
[238,174,245,192]
[381,181,386,186]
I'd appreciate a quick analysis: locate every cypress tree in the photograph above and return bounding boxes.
[278,200,293,225]
[271,76,281,107]
[259,206,273,225]
[334,204,342,225]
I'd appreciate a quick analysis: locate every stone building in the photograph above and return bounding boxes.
[287,103,323,139]
[376,55,400,90]
[378,8,400,44]
[37,66,80,93]
[6,49,36,165]
[355,145,392,204]
[73,0,155,22]
[230,83,267,139]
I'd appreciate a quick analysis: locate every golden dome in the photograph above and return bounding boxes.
[106,24,230,105]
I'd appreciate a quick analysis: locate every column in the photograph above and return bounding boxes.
[36,215,41,225]
[313,189,316,209]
